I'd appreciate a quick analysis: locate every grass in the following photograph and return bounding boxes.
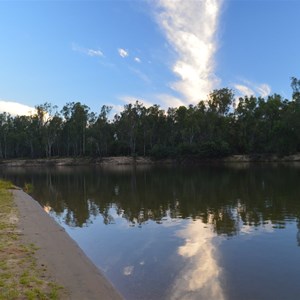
[0,179,64,299]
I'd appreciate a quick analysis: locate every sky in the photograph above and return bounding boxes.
[0,0,300,116]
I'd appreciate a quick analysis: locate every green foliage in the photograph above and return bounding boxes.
[1,79,300,159]
[150,145,177,159]
[198,141,230,158]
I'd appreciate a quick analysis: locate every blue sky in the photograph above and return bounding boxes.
[0,0,299,116]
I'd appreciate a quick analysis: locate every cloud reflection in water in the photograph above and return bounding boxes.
[170,219,225,300]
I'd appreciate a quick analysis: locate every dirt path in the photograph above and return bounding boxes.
[13,189,123,300]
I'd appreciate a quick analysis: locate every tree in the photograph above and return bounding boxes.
[89,105,112,157]
[291,77,300,104]
[117,101,145,156]
[61,102,90,156]
[35,102,62,158]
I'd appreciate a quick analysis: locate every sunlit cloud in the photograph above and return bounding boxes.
[257,83,271,98]
[234,84,255,97]
[118,93,187,111]
[0,100,36,116]
[170,220,225,300]
[72,43,104,57]
[118,48,129,58]
[234,81,271,98]
[119,95,153,108]
[134,57,141,63]
[156,94,186,108]
[153,0,223,105]
[111,104,124,117]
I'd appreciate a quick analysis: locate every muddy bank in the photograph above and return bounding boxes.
[2,154,300,167]
[13,189,123,300]
[0,156,172,167]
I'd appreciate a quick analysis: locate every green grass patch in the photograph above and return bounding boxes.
[0,179,65,299]
[0,180,14,190]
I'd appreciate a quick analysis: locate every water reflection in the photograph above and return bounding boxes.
[3,165,300,236]
[171,221,224,300]
[2,164,300,299]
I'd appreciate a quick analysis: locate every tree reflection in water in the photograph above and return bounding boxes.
[3,164,300,299]
[2,164,300,237]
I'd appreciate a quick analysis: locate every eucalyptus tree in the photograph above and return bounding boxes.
[11,115,33,157]
[252,94,286,153]
[291,77,300,104]
[61,102,90,156]
[0,113,12,158]
[197,88,235,157]
[88,105,112,157]
[35,102,62,158]
[117,101,145,156]
[234,95,258,153]
[145,104,166,152]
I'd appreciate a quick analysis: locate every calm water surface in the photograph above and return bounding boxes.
[2,164,300,300]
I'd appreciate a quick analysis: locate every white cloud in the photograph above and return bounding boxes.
[234,84,255,97]
[111,104,124,117]
[0,100,35,116]
[118,48,129,58]
[234,81,271,98]
[257,84,271,98]
[72,43,103,57]
[86,49,103,57]
[119,95,153,108]
[118,94,186,111]
[153,0,223,105]
[156,94,186,108]
[134,57,141,63]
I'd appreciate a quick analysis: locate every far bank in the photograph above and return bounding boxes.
[2,154,300,167]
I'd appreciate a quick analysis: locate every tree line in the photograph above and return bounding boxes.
[1,77,300,159]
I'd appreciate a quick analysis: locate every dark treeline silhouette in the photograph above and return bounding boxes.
[1,77,300,159]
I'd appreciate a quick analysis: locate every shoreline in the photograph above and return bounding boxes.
[2,154,300,167]
[13,189,123,300]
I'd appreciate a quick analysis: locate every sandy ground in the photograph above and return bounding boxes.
[2,154,300,167]
[12,189,123,300]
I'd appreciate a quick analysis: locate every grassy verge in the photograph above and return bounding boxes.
[0,180,64,299]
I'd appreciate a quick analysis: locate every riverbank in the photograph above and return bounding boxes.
[1,154,300,167]
[1,183,123,299]
[13,189,123,299]
[0,181,63,299]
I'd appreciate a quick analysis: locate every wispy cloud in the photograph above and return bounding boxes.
[129,67,151,84]
[257,83,271,98]
[156,94,186,108]
[153,0,224,105]
[117,94,185,111]
[234,81,271,98]
[234,84,255,97]
[0,100,35,116]
[72,43,103,57]
[118,48,129,58]
[118,95,153,108]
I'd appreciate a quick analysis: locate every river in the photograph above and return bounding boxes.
[2,163,300,300]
